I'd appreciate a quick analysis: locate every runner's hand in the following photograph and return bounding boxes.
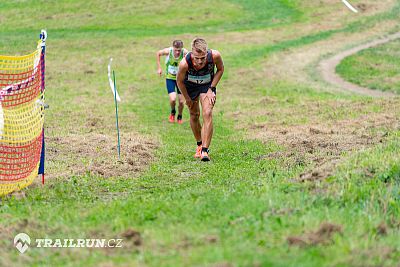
[207,89,216,106]
[185,98,193,108]
[157,68,162,76]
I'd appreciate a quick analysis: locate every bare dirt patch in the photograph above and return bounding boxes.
[376,222,388,236]
[121,228,143,248]
[46,132,158,179]
[0,227,15,267]
[356,3,368,12]
[287,222,342,247]
[210,262,234,267]
[344,246,399,266]
[255,112,399,181]
[0,224,14,243]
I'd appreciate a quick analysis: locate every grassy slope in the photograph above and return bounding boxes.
[336,39,400,94]
[0,0,399,266]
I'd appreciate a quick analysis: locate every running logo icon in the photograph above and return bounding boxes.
[14,233,31,253]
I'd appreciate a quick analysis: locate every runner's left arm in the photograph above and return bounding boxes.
[206,50,224,105]
[210,50,224,89]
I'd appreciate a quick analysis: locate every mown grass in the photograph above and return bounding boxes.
[0,0,400,266]
[336,39,400,94]
[0,0,303,47]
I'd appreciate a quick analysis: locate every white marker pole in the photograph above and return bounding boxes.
[342,0,359,13]
[108,58,121,102]
[108,58,121,160]
[113,70,121,161]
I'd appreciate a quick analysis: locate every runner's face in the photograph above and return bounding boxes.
[192,49,207,68]
[173,47,182,58]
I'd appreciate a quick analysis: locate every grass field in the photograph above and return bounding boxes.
[1,0,400,266]
[336,39,400,94]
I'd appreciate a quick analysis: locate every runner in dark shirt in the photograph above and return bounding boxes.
[177,38,224,161]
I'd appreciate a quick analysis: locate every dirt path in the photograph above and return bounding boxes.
[319,32,400,97]
[237,24,400,182]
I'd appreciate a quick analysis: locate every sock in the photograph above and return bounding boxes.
[171,109,176,115]
[197,141,202,146]
[177,114,182,120]
[201,147,209,153]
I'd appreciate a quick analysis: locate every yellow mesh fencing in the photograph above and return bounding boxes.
[0,41,45,196]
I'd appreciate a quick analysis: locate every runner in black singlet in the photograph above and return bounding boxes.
[177,38,224,161]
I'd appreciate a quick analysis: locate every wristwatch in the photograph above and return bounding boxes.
[209,86,217,94]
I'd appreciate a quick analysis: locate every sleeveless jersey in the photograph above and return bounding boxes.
[165,47,184,80]
[184,50,215,91]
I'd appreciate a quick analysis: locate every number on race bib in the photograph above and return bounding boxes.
[168,65,178,75]
[188,74,211,84]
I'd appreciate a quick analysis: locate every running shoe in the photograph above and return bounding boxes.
[168,114,175,123]
[177,118,183,124]
[200,151,210,162]
[194,145,202,158]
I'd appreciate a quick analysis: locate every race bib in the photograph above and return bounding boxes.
[187,74,211,84]
[168,65,178,75]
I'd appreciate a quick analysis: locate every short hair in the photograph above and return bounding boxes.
[191,38,207,53]
[172,40,183,48]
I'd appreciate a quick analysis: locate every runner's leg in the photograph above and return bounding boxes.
[189,98,201,142]
[168,92,177,113]
[178,93,185,118]
[166,79,177,122]
[199,92,214,148]
[176,83,184,120]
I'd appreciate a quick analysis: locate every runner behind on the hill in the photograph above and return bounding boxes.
[156,40,188,124]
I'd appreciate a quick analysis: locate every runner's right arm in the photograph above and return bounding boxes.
[177,59,193,108]
[156,48,170,76]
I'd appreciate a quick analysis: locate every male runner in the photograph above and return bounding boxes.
[176,38,224,161]
[156,40,188,123]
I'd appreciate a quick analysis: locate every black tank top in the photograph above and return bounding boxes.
[184,50,215,90]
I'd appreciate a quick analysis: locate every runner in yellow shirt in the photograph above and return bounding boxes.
[156,40,188,124]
